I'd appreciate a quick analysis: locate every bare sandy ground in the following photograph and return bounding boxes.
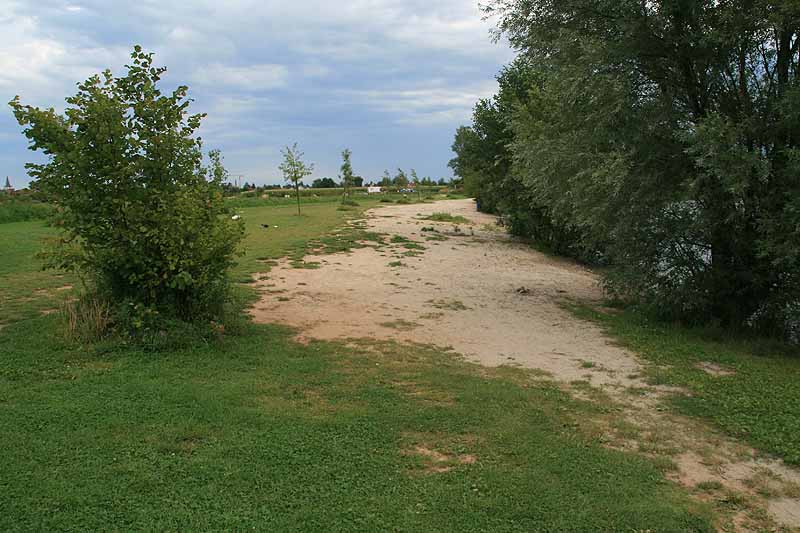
[251,199,800,531]
[252,199,644,389]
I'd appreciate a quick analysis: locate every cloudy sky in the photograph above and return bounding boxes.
[0,0,512,186]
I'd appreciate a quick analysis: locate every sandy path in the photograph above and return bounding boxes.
[251,199,800,531]
[252,199,643,390]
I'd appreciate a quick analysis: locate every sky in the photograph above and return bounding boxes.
[0,0,513,187]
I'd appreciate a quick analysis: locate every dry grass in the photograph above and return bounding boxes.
[62,295,112,342]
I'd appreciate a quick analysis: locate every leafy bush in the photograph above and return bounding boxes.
[0,198,52,224]
[10,46,244,324]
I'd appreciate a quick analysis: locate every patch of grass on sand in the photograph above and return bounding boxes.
[423,212,471,224]
[428,299,471,311]
[380,319,421,331]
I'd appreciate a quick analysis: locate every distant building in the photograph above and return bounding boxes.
[367,186,382,194]
[2,177,13,194]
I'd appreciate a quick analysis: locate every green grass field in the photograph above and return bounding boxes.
[5,195,795,531]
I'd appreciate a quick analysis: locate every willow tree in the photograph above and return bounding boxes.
[457,0,800,333]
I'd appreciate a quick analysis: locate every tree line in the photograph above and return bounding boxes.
[451,0,800,337]
[228,169,452,192]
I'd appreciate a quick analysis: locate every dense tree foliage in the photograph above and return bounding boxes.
[452,1,800,335]
[312,177,337,189]
[393,168,409,188]
[10,46,244,322]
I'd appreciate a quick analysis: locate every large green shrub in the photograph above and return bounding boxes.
[10,46,244,322]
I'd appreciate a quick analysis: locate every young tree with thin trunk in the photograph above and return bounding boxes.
[411,168,421,201]
[279,143,314,215]
[380,170,392,188]
[340,148,355,202]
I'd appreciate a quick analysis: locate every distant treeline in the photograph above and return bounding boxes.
[224,169,455,194]
[224,185,453,208]
[452,1,800,337]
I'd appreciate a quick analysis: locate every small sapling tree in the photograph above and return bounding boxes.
[279,143,314,215]
[340,148,355,203]
[411,168,421,201]
[9,46,244,329]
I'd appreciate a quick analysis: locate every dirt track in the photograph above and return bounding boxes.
[252,199,645,390]
[251,199,800,531]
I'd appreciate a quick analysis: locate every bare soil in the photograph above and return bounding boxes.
[251,199,800,531]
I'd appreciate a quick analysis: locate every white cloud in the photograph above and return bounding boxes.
[0,0,512,185]
[349,80,498,125]
[192,63,289,90]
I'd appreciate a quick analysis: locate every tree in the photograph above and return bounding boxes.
[339,148,355,201]
[353,176,364,187]
[410,169,421,200]
[393,168,408,188]
[279,143,314,215]
[312,177,337,189]
[9,46,244,323]
[462,0,800,334]
[380,170,392,187]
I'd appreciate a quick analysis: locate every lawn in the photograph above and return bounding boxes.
[0,220,77,325]
[0,198,715,531]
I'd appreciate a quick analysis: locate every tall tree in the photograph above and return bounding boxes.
[279,143,314,215]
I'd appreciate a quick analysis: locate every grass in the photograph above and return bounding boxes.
[0,318,712,531]
[0,198,727,530]
[0,220,77,326]
[233,202,367,276]
[571,304,800,465]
